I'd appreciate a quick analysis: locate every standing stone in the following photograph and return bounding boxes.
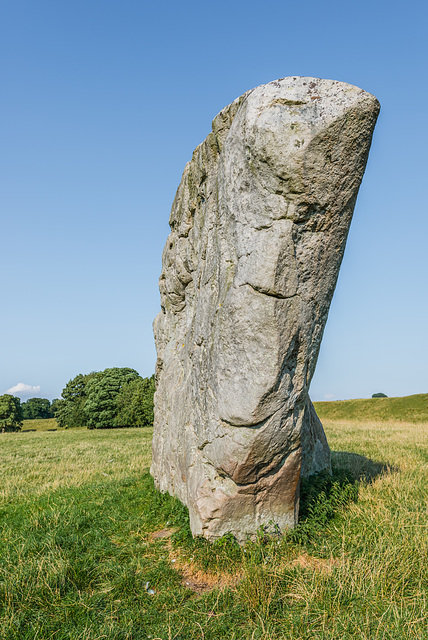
[151,77,379,542]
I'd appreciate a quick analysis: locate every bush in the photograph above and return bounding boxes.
[56,368,155,429]
[84,368,140,429]
[116,375,155,427]
[21,397,53,420]
[0,394,23,432]
[56,373,99,428]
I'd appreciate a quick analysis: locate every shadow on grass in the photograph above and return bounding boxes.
[331,450,394,483]
[288,451,395,545]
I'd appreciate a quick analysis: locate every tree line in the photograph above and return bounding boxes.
[0,367,155,432]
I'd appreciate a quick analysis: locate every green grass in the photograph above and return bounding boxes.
[1,414,428,639]
[314,392,428,423]
[21,417,60,432]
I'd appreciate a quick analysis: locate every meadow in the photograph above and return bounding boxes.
[0,399,427,639]
[314,393,428,423]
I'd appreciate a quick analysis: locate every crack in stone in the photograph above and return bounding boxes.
[243,282,298,300]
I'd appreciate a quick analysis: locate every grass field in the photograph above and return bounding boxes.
[1,407,427,639]
[314,393,428,423]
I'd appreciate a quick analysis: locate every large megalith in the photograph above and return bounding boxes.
[151,77,379,542]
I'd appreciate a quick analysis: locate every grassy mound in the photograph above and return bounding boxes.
[314,392,428,423]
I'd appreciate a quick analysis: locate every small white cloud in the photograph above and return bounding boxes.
[5,382,41,397]
[324,393,336,400]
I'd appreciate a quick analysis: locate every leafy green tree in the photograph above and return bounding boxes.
[116,375,155,427]
[84,367,140,429]
[372,392,388,398]
[56,373,99,428]
[0,394,23,432]
[21,397,53,420]
[50,398,61,416]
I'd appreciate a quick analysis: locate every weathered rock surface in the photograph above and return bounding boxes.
[151,77,379,541]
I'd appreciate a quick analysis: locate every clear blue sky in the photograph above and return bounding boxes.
[1,0,427,402]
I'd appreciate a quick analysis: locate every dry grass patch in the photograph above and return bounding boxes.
[150,527,243,594]
[289,552,339,573]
